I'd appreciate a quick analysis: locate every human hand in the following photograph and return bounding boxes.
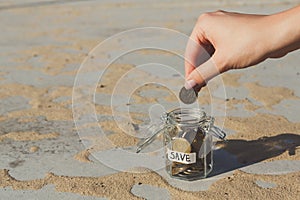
[184,8,300,90]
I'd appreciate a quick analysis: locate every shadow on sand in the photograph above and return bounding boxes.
[209,133,300,177]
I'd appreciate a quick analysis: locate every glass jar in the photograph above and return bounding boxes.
[136,108,226,181]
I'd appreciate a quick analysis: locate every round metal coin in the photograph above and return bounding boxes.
[172,137,191,153]
[179,87,197,104]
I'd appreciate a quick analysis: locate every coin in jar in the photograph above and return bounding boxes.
[179,86,197,104]
[172,137,191,153]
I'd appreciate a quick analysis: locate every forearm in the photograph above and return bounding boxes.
[267,5,300,57]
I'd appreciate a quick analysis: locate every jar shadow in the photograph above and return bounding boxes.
[208,133,300,177]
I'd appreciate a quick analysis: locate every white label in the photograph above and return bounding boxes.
[167,149,196,164]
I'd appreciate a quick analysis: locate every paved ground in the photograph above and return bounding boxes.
[0,0,300,199]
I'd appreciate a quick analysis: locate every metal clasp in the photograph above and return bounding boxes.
[136,112,169,153]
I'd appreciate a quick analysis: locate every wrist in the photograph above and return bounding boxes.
[260,14,283,58]
[264,6,300,58]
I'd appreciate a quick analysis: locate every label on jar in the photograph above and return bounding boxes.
[167,149,196,164]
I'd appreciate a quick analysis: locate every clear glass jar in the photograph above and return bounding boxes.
[136,108,226,181]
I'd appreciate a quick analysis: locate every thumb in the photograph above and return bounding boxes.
[184,55,222,90]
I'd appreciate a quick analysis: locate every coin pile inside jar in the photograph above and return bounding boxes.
[170,127,210,177]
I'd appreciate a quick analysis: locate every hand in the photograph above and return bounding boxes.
[184,7,300,90]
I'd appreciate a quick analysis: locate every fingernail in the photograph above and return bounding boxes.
[184,79,196,90]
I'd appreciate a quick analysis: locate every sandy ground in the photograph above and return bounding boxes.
[0,0,300,199]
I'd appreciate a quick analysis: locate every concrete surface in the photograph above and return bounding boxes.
[0,185,107,200]
[131,184,171,200]
[255,180,277,189]
[0,0,299,199]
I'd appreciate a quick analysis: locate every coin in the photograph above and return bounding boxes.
[171,163,189,175]
[172,137,191,153]
[179,87,197,104]
[191,128,205,153]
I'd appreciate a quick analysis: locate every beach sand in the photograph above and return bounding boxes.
[0,0,299,199]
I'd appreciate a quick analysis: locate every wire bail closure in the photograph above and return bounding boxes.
[136,109,226,153]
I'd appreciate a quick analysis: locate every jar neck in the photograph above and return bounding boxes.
[166,108,209,126]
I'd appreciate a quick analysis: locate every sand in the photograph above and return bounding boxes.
[0,131,59,142]
[1,90,299,200]
[0,1,299,199]
[1,53,300,200]
[245,82,298,108]
[1,53,299,200]
[0,168,299,200]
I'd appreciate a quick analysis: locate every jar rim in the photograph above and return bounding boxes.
[166,108,209,126]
